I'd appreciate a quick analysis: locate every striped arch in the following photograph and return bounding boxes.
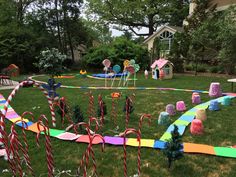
[0,80,56,132]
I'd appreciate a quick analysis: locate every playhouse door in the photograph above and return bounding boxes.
[156,69,159,79]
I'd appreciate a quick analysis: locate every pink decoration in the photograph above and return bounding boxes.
[176,101,186,112]
[151,58,173,69]
[209,82,222,97]
[102,59,111,68]
[190,119,204,135]
[192,94,201,104]
[166,104,175,115]
[126,66,135,74]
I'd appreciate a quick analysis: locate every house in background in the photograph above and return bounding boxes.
[151,58,173,80]
[143,25,183,57]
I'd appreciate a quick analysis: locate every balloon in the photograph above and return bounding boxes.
[126,66,135,74]
[134,64,140,72]
[129,59,135,66]
[113,64,121,74]
[123,60,130,67]
[102,59,111,68]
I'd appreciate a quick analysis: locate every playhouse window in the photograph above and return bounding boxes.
[164,65,170,75]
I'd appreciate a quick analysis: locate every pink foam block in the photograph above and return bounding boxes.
[56,132,81,141]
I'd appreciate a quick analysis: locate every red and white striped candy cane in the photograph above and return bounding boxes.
[74,122,91,177]
[87,134,105,177]
[36,115,54,177]
[123,128,141,177]
[88,117,100,133]
[9,123,23,177]
[11,119,34,176]
[112,96,117,126]
[125,97,130,129]
[87,92,95,118]
[138,114,151,135]
[98,95,104,126]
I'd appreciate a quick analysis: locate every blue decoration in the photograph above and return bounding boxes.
[209,100,220,111]
[42,78,61,98]
[113,65,121,74]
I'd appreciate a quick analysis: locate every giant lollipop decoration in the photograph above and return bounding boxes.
[111,64,121,87]
[102,59,111,87]
[123,65,135,86]
[118,60,130,87]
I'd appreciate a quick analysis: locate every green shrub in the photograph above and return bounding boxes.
[209,66,219,73]
[184,64,193,71]
[82,37,149,70]
[196,64,207,72]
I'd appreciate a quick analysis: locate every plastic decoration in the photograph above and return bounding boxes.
[42,78,61,98]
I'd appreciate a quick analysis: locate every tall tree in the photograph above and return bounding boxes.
[86,0,189,36]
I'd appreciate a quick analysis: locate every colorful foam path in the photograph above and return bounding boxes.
[1,92,236,158]
[159,95,236,141]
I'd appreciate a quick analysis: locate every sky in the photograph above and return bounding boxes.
[111,27,149,37]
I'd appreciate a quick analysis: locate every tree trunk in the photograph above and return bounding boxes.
[54,0,63,52]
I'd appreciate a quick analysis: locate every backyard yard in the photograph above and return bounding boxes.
[1,73,236,177]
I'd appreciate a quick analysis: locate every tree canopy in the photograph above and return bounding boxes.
[86,0,189,36]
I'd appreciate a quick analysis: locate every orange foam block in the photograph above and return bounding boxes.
[183,143,216,155]
[126,138,155,147]
[76,135,103,144]
[26,123,45,133]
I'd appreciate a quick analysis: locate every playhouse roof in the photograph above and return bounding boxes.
[151,58,173,69]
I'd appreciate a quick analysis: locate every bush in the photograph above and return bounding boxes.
[184,64,193,71]
[209,66,219,73]
[196,64,207,72]
[82,37,149,70]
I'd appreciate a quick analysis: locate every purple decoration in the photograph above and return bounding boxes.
[192,95,201,104]
[104,136,127,145]
[176,101,186,112]
[165,104,175,115]
[209,82,222,97]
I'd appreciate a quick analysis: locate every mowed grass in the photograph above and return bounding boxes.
[0,73,236,177]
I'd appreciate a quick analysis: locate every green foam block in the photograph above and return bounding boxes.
[184,111,196,116]
[174,119,189,126]
[41,129,65,137]
[214,147,236,158]
[159,132,172,141]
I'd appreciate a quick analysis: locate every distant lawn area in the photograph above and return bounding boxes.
[1,73,236,177]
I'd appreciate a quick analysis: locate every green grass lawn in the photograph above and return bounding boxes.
[1,73,236,177]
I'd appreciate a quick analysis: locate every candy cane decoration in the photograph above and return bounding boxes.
[0,113,15,174]
[123,128,141,177]
[125,97,130,129]
[98,95,104,126]
[87,92,95,118]
[53,97,74,128]
[74,122,91,177]
[88,117,100,134]
[0,80,57,135]
[10,120,34,176]
[36,115,54,177]
[138,114,151,135]
[87,134,105,177]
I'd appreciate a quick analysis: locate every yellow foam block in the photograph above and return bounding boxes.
[126,138,155,147]
[9,117,29,123]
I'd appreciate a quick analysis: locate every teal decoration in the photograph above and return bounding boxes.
[129,59,135,66]
[134,64,140,73]
[221,97,231,106]
[158,112,170,125]
[113,65,121,74]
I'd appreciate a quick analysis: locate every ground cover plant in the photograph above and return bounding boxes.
[0,74,236,177]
